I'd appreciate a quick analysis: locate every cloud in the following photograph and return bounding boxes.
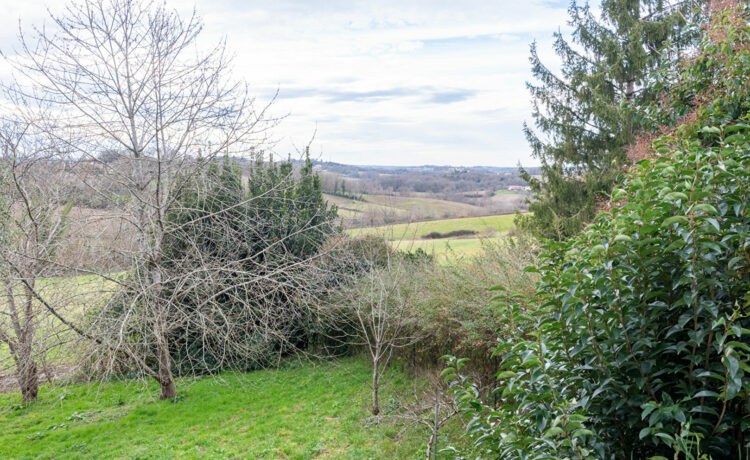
[0,0,578,166]
[278,86,477,105]
[427,90,477,104]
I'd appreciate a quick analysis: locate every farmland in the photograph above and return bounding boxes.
[348,213,516,240]
[392,237,505,262]
[325,193,485,226]
[346,213,519,262]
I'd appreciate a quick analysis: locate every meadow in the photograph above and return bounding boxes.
[346,213,518,262]
[325,192,524,226]
[392,237,504,262]
[348,213,516,240]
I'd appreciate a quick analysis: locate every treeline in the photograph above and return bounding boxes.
[317,164,538,200]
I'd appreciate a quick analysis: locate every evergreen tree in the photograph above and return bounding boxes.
[155,153,338,374]
[517,0,700,239]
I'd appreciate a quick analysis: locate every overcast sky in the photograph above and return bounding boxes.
[0,0,576,167]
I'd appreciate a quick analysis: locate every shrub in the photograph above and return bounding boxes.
[310,237,537,388]
[396,238,537,384]
[423,229,478,239]
[94,153,341,377]
[446,5,750,459]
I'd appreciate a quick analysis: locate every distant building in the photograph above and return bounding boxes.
[507,185,531,191]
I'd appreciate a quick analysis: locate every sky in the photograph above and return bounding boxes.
[0,0,576,167]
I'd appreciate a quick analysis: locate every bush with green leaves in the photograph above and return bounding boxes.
[406,239,537,381]
[445,5,750,459]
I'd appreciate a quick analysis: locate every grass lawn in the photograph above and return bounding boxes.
[348,214,517,240]
[0,358,466,459]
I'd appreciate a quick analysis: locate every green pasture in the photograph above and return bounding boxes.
[393,237,505,263]
[348,213,517,240]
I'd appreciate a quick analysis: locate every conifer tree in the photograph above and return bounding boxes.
[517,0,700,239]
[155,152,338,374]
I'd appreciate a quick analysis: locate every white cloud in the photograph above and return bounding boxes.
[0,0,577,166]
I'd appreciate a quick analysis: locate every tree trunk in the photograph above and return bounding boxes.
[154,308,176,399]
[16,342,39,402]
[151,263,176,400]
[157,337,176,399]
[372,362,380,416]
[432,397,439,460]
[625,79,635,102]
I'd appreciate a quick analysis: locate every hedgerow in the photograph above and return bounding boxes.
[445,4,750,459]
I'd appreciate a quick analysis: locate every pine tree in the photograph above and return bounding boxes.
[517,0,700,239]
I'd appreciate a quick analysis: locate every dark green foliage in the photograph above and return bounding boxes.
[160,152,338,375]
[315,235,394,289]
[447,6,750,458]
[423,229,478,239]
[518,0,699,240]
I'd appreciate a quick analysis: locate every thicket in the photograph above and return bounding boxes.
[446,4,750,459]
[99,153,340,376]
[317,239,538,390]
[311,238,535,418]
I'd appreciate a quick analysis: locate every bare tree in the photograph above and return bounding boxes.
[319,255,421,415]
[387,374,460,460]
[0,120,73,402]
[81,153,340,380]
[6,0,275,398]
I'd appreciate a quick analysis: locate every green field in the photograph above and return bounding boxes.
[0,358,464,459]
[0,275,115,372]
[348,213,517,240]
[393,237,504,262]
[324,194,406,217]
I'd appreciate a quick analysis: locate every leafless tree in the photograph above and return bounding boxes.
[318,255,422,415]
[387,373,461,460]
[5,0,276,398]
[0,120,75,402]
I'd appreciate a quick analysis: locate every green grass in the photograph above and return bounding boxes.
[348,214,517,240]
[0,358,465,459]
[493,189,520,195]
[393,237,504,263]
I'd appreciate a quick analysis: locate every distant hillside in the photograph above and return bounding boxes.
[312,161,536,202]
[313,161,536,176]
[228,156,533,226]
